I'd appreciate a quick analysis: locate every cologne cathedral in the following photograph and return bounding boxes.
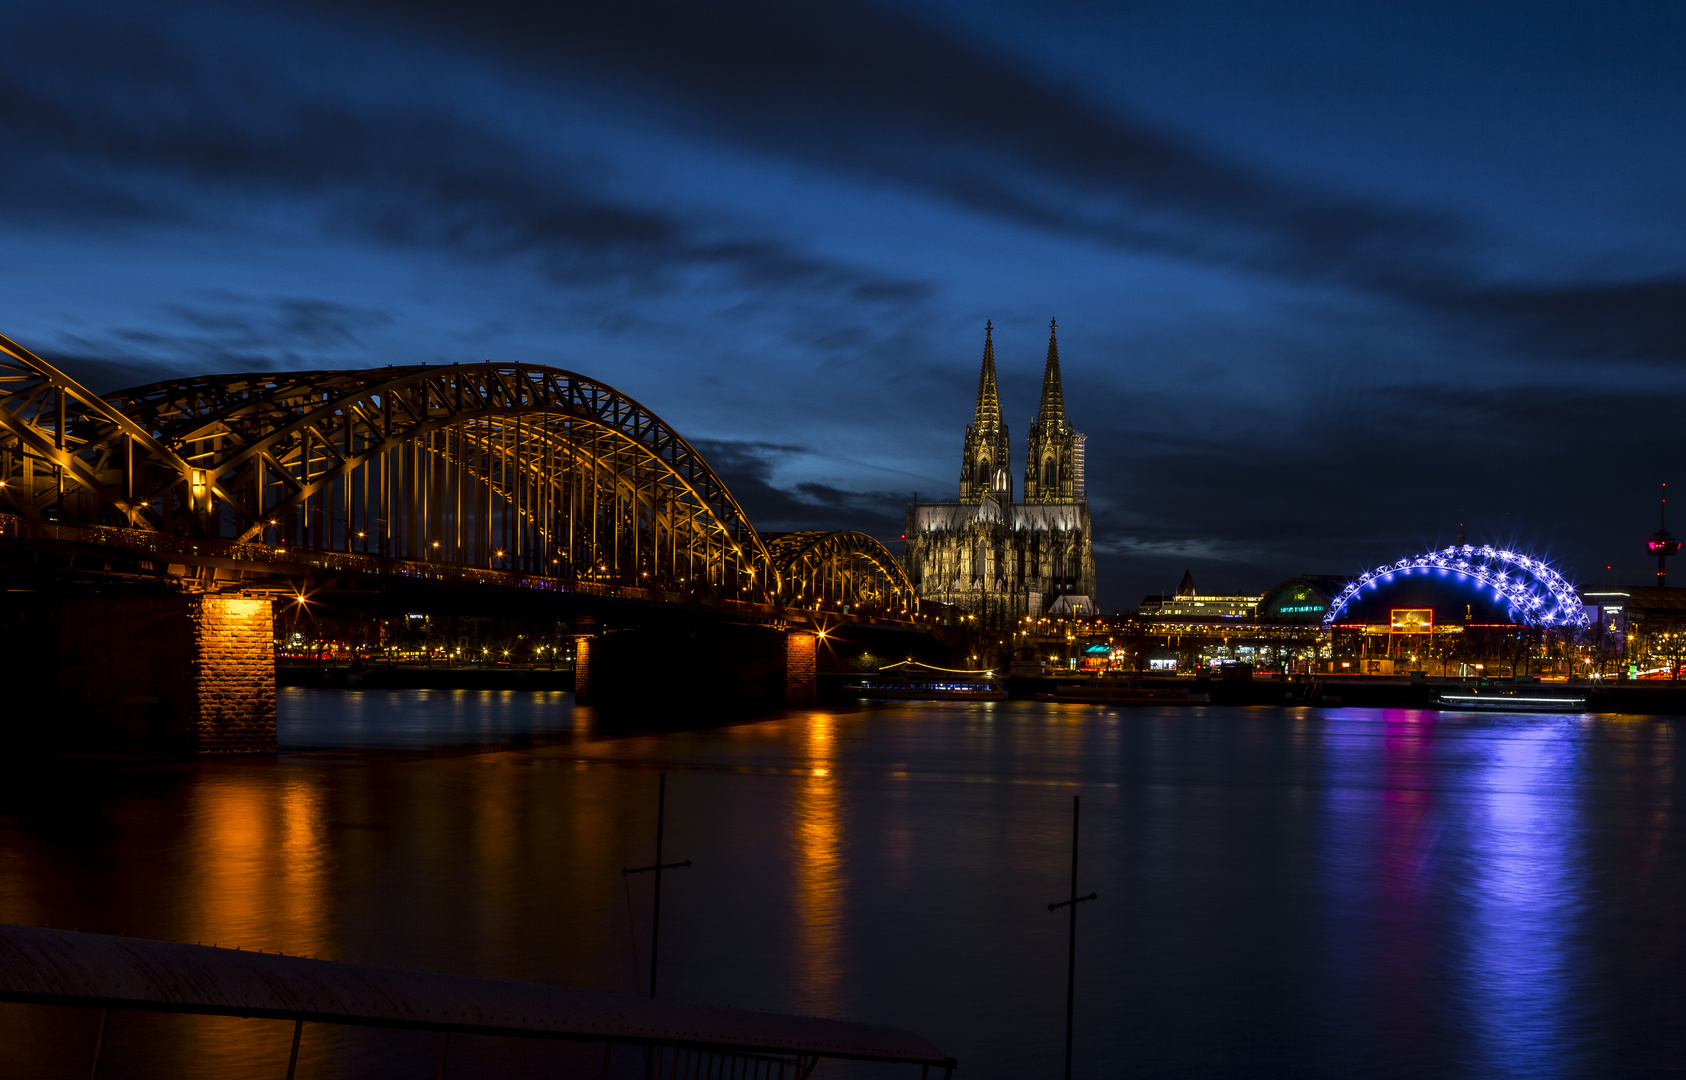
[903,321,1097,625]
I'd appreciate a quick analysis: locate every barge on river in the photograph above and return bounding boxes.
[1435,686,1587,713]
[1037,679,1210,706]
[848,661,1006,701]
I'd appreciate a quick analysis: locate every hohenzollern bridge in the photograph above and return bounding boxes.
[0,334,932,754]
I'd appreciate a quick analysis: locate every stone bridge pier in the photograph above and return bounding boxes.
[574,625,817,708]
[0,592,276,755]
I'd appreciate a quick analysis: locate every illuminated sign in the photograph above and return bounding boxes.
[1082,644,1111,655]
[1390,609,1433,634]
[1277,604,1324,614]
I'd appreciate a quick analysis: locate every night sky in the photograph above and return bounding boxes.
[4,1,1684,610]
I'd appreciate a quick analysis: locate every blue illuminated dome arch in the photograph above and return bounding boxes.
[1323,545,1589,629]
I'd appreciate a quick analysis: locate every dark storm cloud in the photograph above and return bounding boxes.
[315,0,1450,260]
[690,439,905,537]
[1088,375,1676,596]
[304,0,1686,363]
[163,298,392,352]
[7,1,1676,368]
[43,296,394,384]
[1439,278,1686,363]
[0,12,931,307]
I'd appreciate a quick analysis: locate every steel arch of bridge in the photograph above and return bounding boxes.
[1323,544,1589,629]
[764,530,918,618]
[0,334,205,529]
[0,335,773,596]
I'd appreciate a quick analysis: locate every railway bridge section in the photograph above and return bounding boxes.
[0,334,934,753]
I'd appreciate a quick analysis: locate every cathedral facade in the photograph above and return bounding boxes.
[903,321,1097,625]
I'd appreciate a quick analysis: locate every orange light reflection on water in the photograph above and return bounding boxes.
[793,713,844,1014]
[173,771,332,1076]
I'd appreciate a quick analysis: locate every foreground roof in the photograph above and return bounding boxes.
[0,924,953,1068]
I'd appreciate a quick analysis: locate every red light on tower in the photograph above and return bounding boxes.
[1648,483,1681,587]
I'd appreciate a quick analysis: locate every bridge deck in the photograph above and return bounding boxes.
[0,514,928,633]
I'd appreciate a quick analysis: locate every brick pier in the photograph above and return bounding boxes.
[0,590,275,755]
[188,593,277,754]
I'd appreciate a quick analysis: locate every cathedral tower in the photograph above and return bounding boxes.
[904,320,1097,634]
[1023,319,1084,504]
[958,322,1012,505]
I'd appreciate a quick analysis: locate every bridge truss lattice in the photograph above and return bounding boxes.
[2,335,925,619]
[1,336,771,596]
[764,530,919,619]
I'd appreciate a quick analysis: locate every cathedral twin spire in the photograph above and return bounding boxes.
[959,319,1079,505]
[1025,318,1080,504]
[973,320,1003,430]
[959,322,1013,504]
[1036,318,1067,433]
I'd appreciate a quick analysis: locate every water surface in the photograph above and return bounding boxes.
[0,691,1680,1077]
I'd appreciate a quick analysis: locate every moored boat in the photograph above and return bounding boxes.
[1036,680,1209,705]
[851,675,1007,701]
[1435,688,1587,713]
[849,660,1006,701]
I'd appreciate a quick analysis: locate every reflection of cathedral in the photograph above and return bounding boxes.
[903,321,1097,625]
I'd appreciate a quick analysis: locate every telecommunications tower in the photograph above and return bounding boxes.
[1647,484,1681,587]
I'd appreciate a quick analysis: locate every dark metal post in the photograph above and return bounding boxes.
[1047,795,1096,1080]
[435,1031,450,1080]
[623,773,691,998]
[652,773,666,997]
[88,1008,109,1080]
[285,1019,303,1079]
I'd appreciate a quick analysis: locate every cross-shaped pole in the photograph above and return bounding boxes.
[622,773,691,998]
[1047,795,1097,1080]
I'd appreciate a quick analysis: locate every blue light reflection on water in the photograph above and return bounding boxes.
[1460,721,1584,1077]
[277,686,579,748]
[0,698,1680,1078]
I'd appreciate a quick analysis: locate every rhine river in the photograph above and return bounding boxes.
[1,692,1682,1078]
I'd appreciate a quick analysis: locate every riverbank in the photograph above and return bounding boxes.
[1007,673,1686,714]
[280,664,1686,716]
[278,663,575,691]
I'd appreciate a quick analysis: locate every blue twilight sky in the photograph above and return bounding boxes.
[3,0,1685,608]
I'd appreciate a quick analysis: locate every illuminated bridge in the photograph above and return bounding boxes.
[0,334,928,753]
